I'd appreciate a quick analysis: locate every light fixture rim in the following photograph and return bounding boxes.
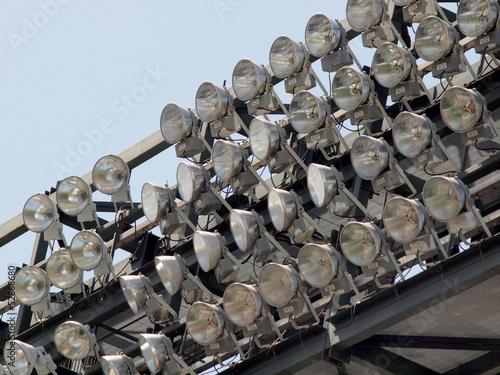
[304,13,343,57]
[340,221,382,266]
[382,196,427,243]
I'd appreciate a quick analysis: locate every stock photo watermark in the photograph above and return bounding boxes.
[213,0,244,21]
[51,64,170,179]
[4,265,18,360]
[7,0,72,53]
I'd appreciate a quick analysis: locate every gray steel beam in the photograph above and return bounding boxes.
[329,236,500,350]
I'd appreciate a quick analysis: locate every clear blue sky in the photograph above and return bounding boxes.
[0,1,354,286]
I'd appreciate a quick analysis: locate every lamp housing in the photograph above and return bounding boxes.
[332,67,371,111]
[186,302,226,345]
[298,243,340,288]
[14,266,50,312]
[4,340,57,375]
[223,283,262,327]
[47,248,83,292]
[92,155,131,204]
[54,321,98,360]
[56,176,96,223]
[70,230,112,276]
[340,221,383,267]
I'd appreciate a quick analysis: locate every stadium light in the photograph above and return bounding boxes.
[440,86,500,147]
[119,274,178,323]
[139,333,195,375]
[267,188,328,243]
[3,340,57,375]
[350,135,417,194]
[46,248,85,295]
[160,103,210,158]
[230,209,291,262]
[289,90,348,151]
[22,193,66,246]
[394,0,437,23]
[56,176,99,228]
[70,230,114,277]
[392,111,459,172]
[415,16,466,78]
[14,266,50,313]
[141,181,197,235]
[54,321,99,360]
[458,0,500,54]
[101,354,137,375]
[92,155,133,209]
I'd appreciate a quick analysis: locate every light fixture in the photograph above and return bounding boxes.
[289,90,348,150]
[141,181,196,235]
[392,111,459,171]
[350,135,416,194]
[332,67,384,125]
[92,155,132,207]
[160,103,208,158]
[14,266,50,313]
[232,59,287,116]
[223,283,262,327]
[155,254,213,303]
[372,42,426,102]
[346,0,395,47]
[56,176,99,227]
[119,274,178,323]
[54,321,99,360]
[393,0,437,23]
[440,87,499,146]
[269,35,319,94]
[101,354,137,375]
[212,140,268,194]
[306,163,370,218]
[176,162,231,216]
[193,230,254,283]
[70,230,113,277]
[3,340,57,375]
[186,302,225,345]
[305,13,353,72]
[22,193,66,245]
[415,16,465,78]
[249,118,306,174]
[383,196,449,259]
[458,0,499,38]
[267,188,327,243]
[458,0,500,54]
[139,333,195,375]
[46,248,84,294]
[423,176,492,239]
[298,243,339,288]
[340,221,405,283]
[230,209,290,262]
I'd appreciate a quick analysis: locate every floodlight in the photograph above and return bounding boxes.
[340,221,383,266]
[176,162,205,203]
[332,67,371,111]
[101,354,137,375]
[440,87,484,133]
[383,197,426,243]
[267,188,297,232]
[212,140,245,182]
[70,230,112,276]
[154,255,184,295]
[22,194,65,243]
[298,244,339,288]
[289,91,327,134]
[258,263,299,307]
[193,230,223,272]
[415,16,455,62]
[249,118,280,160]
[307,163,338,207]
[46,248,83,292]
[3,340,57,375]
[458,0,499,38]
[346,0,383,32]
[423,176,466,222]
[160,103,195,144]
[54,321,98,360]
[92,155,129,195]
[269,36,305,79]
[141,182,170,222]
[393,112,432,158]
[195,82,229,123]
[186,302,225,345]
[56,176,98,224]
[223,283,262,327]
[230,209,260,251]
[350,136,389,180]
[305,13,343,57]
[14,266,50,312]
[372,43,412,88]
[232,59,267,102]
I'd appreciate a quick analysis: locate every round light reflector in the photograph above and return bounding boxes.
[47,249,82,290]
[212,140,244,182]
[15,266,50,306]
[195,82,229,123]
[289,91,327,134]
[372,43,412,88]
[415,16,455,62]
[350,135,389,180]
[440,87,483,133]
[258,263,298,307]
[267,188,297,232]
[307,163,339,207]
[458,0,498,38]
[298,244,339,287]
[56,176,92,216]
[92,155,130,195]
[346,0,383,32]
[305,14,342,57]
[141,182,170,222]
[269,36,305,78]
[22,194,57,233]
[160,103,194,144]
[70,230,106,271]
[423,176,466,221]
[229,209,260,251]
[392,112,432,158]
[176,162,205,202]
[232,59,267,101]
[223,283,262,326]
[249,118,280,160]
[340,222,382,266]
[193,231,223,272]
[332,67,371,111]
[54,321,93,360]
[186,302,225,345]
[383,197,426,243]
